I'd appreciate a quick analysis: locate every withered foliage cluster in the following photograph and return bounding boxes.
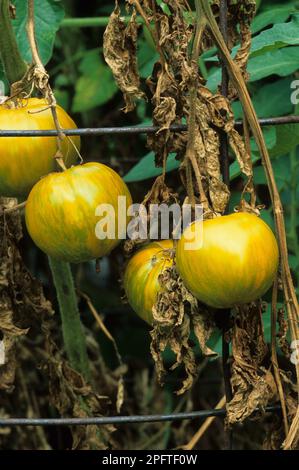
[104,0,299,449]
[104,1,253,394]
[151,265,216,395]
[226,304,277,425]
[0,198,52,392]
[103,0,257,214]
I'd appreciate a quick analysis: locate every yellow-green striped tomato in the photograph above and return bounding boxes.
[0,98,80,197]
[124,240,174,324]
[25,162,132,263]
[176,212,279,309]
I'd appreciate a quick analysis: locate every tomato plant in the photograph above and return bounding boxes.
[25,162,132,263]
[176,212,279,309]
[0,0,298,452]
[124,240,174,323]
[0,98,80,197]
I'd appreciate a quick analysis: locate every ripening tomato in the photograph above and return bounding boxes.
[124,240,174,324]
[25,162,132,263]
[0,98,80,197]
[176,212,279,309]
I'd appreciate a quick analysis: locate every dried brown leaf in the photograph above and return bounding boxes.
[277,307,290,359]
[45,334,114,450]
[103,2,144,112]
[226,303,278,425]
[150,265,216,395]
[0,198,53,391]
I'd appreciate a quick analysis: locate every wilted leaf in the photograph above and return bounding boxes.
[150,265,216,395]
[0,198,53,391]
[103,3,145,112]
[226,303,277,425]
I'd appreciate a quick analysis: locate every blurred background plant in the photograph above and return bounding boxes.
[0,0,298,449]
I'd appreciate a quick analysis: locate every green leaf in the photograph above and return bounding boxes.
[228,190,242,213]
[269,124,299,159]
[253,166,267,185]
[260,208,275,232]
[206,13,299,64]
[271,154,291,190]
[253,162,287,191]
[249,47,299,81]
[251,126,277,152]
[72,50,118,113]
[289,254,299,271]
[124,152,179,183]
[53,88,69,109]
[250,13,299,57]
[232,78,294,120]
[156,0,171,16]
[229,155,257,181]
[209,46,299,91]
[138,38,159,79]
[251,4,294,34]
[13,0,64,65]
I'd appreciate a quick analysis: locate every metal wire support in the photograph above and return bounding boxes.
[0,115,298,137]
[0,406,280,427]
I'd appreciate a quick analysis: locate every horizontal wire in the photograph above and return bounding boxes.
[0,115,299,137]
[0,405,280,427]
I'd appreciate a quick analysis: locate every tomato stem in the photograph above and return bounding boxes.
[0,0,27,86]
[48,257,91,382]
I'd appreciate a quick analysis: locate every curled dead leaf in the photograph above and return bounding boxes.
[226,303,278,426]
[150,265,216,395]
[103,2,145,112]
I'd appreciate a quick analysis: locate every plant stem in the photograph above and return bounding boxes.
[60,12,199,28]
[0,0,27,85]
[61,16,143,28]
[48,258,91,382]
